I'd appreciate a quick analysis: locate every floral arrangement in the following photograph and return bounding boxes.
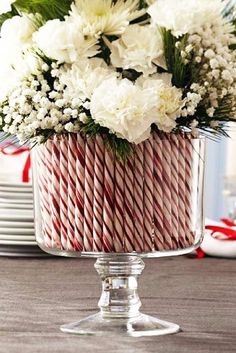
[0,0,236,158]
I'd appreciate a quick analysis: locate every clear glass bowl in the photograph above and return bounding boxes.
[32,132,205,337]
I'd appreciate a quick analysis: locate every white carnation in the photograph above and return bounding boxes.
[138,74,183,132]
[148,0,224,37]
[0,15,42,101]
[33,19,99,63]
[107,24,166,77]
[60,58,118,102]
[90,77,157,143]
[1,15,37,45]
[70,0,145,37]
[0,0,15,15]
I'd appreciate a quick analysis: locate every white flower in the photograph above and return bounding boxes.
[0,0,15,15]
[70,0,145,37]
[0,14,42,101]
[148,0,224,37]
[1,15,37,45]
[107,24,166,76]
[33,19,99,63]
[90,77,158,143]
[60,58,118,102]
[138,74,184,132]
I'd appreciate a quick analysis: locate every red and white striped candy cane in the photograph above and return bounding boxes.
[133,143,145,252]
[83,137,95,252]
[170,134,181,249]
[185,134,195,246]
[113,158,125,252]
[75,134,85,252]
[124,156,135,253]
[68,134,83,251]
[178,133,188,248]
[162,134,175,250]
[93,136,104,252]
[153,132,165,251]
[37,147,53,249]
[59,138,74,251]
[103,148,115,252]
[143,135,154,252]
[44,140,63,250]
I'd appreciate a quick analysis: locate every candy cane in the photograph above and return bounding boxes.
[44,140,63,250]
[113,158,125,252]
[83,137,95,252]
[143,136,154,252]
[59,137,74,251]
[170,134,181,249]
[124,156,135,253]
[68,134,83,251]
[162,134,174,250]
[133,143,145,252]
[37,147,53,249]
[185,134,195,246]
[153,132,165,251]
[178,133,188,248]
[103,148,115,252]
[75,134,85,252]
[93,136,104,252]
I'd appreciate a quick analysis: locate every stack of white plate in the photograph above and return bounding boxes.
[0,181,48,257]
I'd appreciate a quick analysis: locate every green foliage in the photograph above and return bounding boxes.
[0,7,18,28]
[13,0,73,20]
[139,0,148,8]
[161,28,192,88]
[80,116,133,161]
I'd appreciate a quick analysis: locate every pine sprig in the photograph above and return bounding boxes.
[13,0,73,20]
[0,7,18,28]
[80,116,133,161]
[161,28,192,88]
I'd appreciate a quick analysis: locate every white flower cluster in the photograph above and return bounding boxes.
[187,20,236,119]
[1,63,85,143]
[0,0,236,146]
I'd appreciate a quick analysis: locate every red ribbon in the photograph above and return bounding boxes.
[0,144,31,183]
[197,218,236,258]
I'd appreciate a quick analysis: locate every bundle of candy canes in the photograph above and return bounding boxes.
[36,132,203,253]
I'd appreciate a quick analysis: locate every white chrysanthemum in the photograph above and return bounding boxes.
[60,58,118,102]
[138,74,183,132]
[0,0,15,14]
[90,77,158,143]
[33,19,99,63]
[107,24,166,76]
[70,0,145,37]
[148,0,224,37]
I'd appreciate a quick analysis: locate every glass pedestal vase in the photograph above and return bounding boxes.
[32,132,205,337]
[61,256,180,337]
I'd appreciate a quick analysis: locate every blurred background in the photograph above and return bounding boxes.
[205,128,236,221]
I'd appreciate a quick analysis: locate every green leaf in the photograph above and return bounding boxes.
[161,28,192,88]
[79,116,133,161]
[0,7,18,28]
[13,0,73,20]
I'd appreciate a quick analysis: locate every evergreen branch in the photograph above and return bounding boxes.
[13,0,73,20]
[161,28,192,88]
[0,7,18,28]
[80,116,133,161]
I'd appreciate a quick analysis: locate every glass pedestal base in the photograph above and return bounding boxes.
[61,312,180,337]
[60,255,181,337]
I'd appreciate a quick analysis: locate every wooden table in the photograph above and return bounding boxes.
[0,256,235,353]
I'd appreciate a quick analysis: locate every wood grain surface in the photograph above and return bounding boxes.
[0,256,235,353]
